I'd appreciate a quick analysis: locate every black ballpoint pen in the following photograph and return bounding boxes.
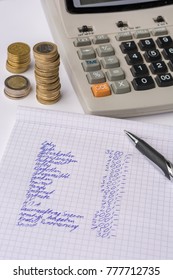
[125,130,173,181]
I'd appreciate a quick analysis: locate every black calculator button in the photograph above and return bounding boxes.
[125,52,143,65]
[149,61,168,74]
[132,76,155,90]
[162,47,173,60]
[130,64,149,77]
[138,38,155,51]
[155,73,173,87]
[144,49,161,62]
[120,41,137,53]
[156,36,173,48]
[168,60,173,71]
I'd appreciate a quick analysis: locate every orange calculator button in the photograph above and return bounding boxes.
[91,82,111,97]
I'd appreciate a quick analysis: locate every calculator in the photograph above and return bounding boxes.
[41,0,173,117]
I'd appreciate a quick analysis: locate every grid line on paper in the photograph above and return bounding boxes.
[0,106,173,259]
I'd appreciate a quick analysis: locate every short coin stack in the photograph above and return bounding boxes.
[4,75,31,99]
[6,42,31,73]
[33,42,61,104]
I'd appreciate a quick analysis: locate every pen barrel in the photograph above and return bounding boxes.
[136,140,171,180]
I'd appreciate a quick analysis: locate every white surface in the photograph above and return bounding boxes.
[0,0,173,160]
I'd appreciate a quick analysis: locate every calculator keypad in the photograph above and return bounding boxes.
[75,31,173,97]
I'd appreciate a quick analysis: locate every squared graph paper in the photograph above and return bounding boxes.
[0,106,173,259]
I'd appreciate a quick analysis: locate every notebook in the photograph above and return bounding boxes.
[0,106,173,260]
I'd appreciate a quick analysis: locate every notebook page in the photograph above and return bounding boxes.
[0,106,173,259]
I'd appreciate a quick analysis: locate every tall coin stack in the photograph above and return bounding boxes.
[6,42,31,73]
[33,42,61,104]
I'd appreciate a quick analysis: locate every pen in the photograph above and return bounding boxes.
[124,130,173,181]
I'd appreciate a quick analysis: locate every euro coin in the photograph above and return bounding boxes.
[33,42,57,57]
[7,42,31,73]
[36,94,61,105]
[4,75,31,99]
[8,42,30,56]
[33,41,61,105]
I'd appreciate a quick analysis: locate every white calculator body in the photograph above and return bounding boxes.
[41,0,173,117]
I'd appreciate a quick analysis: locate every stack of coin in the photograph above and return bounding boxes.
[4,75,31,99]
[33,42,61,104]
[6,42,31,73]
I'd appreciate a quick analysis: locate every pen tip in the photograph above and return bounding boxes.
[124,130,139,145]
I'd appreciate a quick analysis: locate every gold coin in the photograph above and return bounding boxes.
[6,61,30,74]
[8,42,30,57]
[36,94,61,105]
[35,75,59,84]
[34,69,59,78]
[37,92,60,100]
[7,42,31,73]
[36,82,61,91]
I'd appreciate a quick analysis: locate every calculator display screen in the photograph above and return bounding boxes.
[80,0,157,6]
[66,0,173,13]
[80,0,119,5]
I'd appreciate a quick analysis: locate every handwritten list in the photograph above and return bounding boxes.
[0,106,173,259]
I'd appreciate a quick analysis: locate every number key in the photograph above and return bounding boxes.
[138,38,155,51]
[130,64,149,77]
[125,52,143,65]
[156,36,173,48]
[149,61,168,74]
[120,41,137,53]
[155,73,173,87]
[168,60,173,71]
[132,76,155,90]
[162,47,173,60]
[144,49,161,62]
